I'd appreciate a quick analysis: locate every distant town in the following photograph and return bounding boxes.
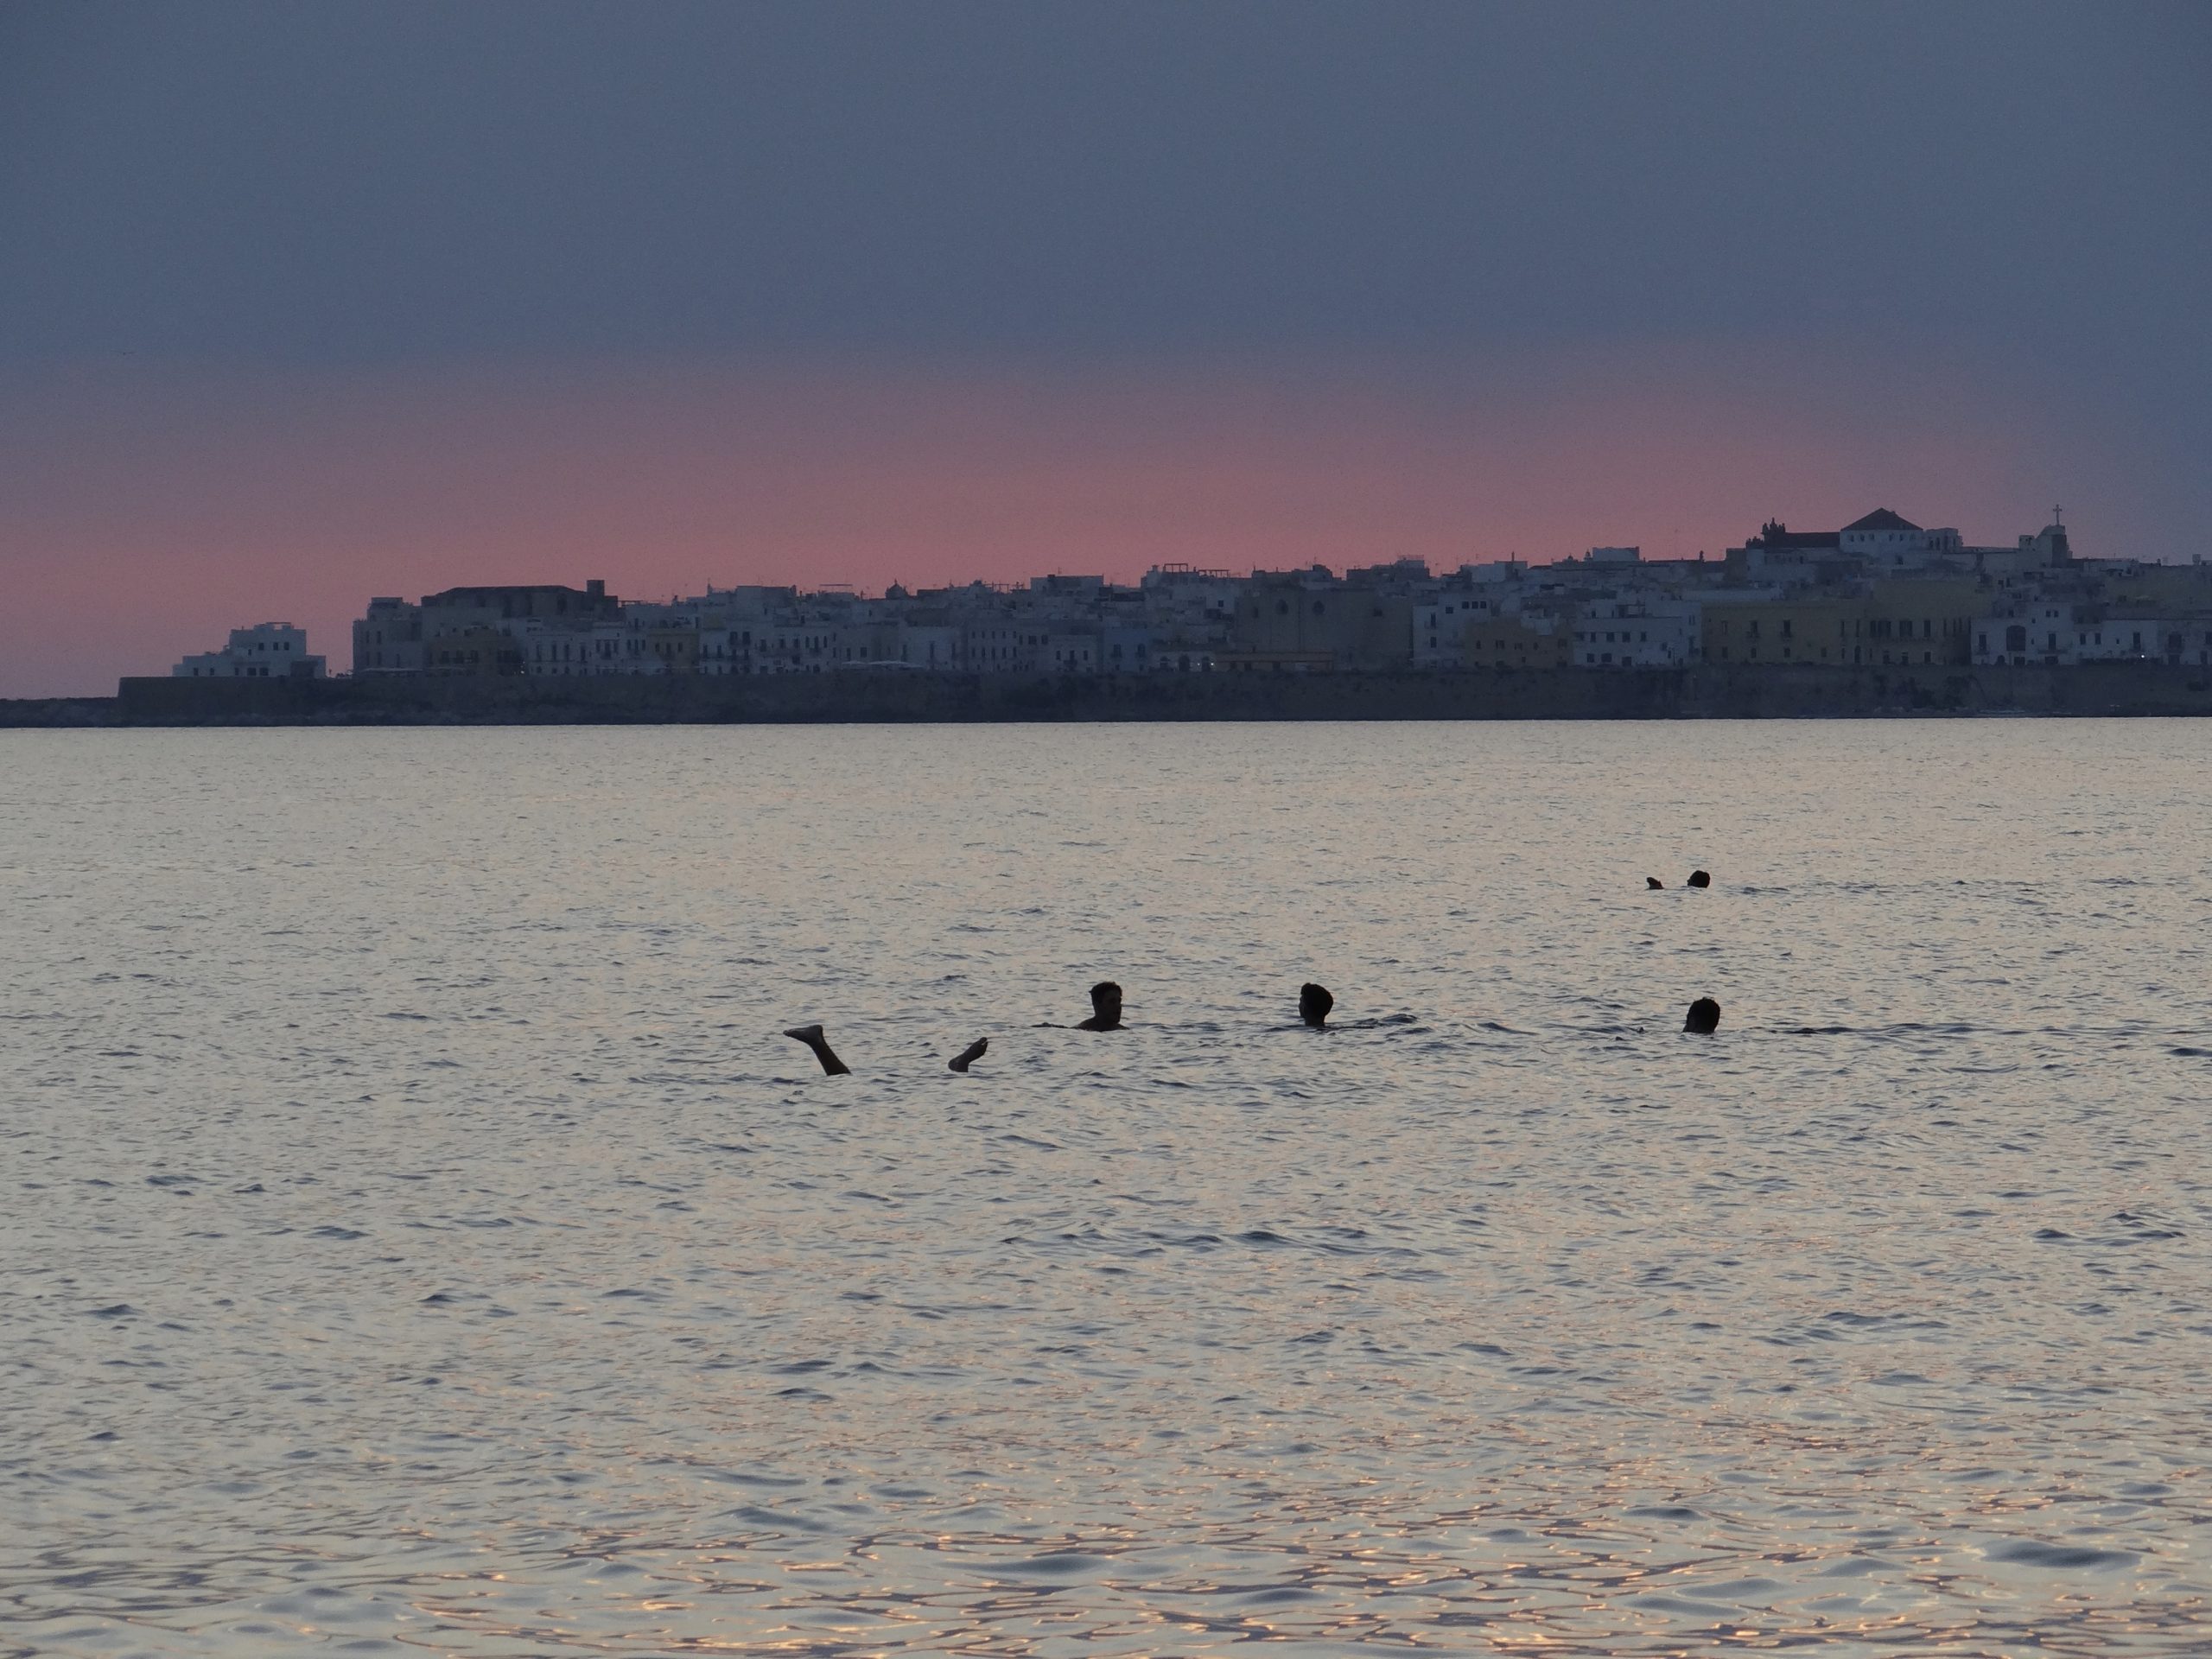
[171,506,2212,688]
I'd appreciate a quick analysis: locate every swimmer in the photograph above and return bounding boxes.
[1683,996,1721,1034]
[1299,982,1334,1028]
[782,1023,989,1077]
[1686,869,1712,889]
[1075,981,1124,1032]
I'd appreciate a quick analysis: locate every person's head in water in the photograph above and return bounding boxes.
[1299,982,1334,1028]
[1646,876,1663,890]
[1077,980,1124,1031]
[1687,869,1712,888]
[1684,996,1721,1034]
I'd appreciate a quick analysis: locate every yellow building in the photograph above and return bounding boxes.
[1231,580,1414,669]
[1460,616,1569,670]
[2099,563,2212,614]
[1700,597,1859,665]
[643,625,701,672]
[423,625,524,675]
[1702,582,1982,667]
[1858,579,1980,668]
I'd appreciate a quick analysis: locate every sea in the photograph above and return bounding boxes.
[3,720,2208,1656]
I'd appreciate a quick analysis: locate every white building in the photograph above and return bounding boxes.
[1414,591,1503,666]
[174,623,326,679]
[1571,599,1700,668]
[1839,508,1934,568]
[1100,624,1156,672]
[1044,632,1099,673]
[751,621,868,673]
[957,621,1032,671]
[353,598,424,672]
[521,619,628,675]
[1974,606,2212,667]
[881,623,959,669]
[1972,604,2081,665]
[1141,564,1243,627]
[2082,619,2212,665]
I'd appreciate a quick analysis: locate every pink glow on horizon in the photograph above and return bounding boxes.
[0,352,2083,696]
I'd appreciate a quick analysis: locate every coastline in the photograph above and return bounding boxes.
[7,662,2212,727]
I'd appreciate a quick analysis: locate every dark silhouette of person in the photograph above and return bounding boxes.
[1686,869,1712,888]
[1299,982,1334,1028]
[1076,981,1124,1031]
[782,1023,851,1075]
[783,1023,988,1076]
[1646,876,1664,889]
[1684,996,1721,1034]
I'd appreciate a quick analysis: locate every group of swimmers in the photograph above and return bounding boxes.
[783,872,1723,1076]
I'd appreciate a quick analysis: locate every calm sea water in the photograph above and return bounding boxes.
[3,721,2209,1656]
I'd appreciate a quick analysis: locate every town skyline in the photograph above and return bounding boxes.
[154,500,2212,697]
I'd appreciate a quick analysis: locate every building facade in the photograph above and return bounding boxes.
[175,623,326,679]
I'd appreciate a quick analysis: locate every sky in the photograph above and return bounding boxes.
[3,0,2207,696]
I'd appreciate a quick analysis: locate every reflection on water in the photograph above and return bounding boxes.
[3,721,2209,1654]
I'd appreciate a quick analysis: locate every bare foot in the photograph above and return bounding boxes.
[949,1038,988,1072]
[782,1023,850,1076]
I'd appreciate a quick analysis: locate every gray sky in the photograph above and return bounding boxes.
[6,0,2206,369]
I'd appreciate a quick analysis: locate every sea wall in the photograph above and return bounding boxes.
[41,662,2212,726]
[0,697,130,728]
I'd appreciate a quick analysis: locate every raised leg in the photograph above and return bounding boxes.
[782,1023,852,1076]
